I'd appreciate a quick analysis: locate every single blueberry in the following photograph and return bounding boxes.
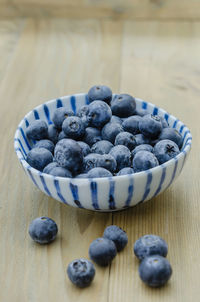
[117,167,134,176]
[83,153,103,172]
[77,105,90,127]
[159,128,183,149]
[111,94,136,118]
[89,237,117,266]
[67,259,95,288]
[83,127,102,147]
[139,114,162,139]
[29,217,58,244]
[100,154,117,173]
[109,145,131,171]
[114,132,137,151]
[43,162,58,174]
[62,116,85,140]
[87,100,112,128]
[52,107,74,129]
[48,124,60,144]
[77,141,91,157]
[88,85,112,104]
[132,151,159,172]
[91,140,113,155]
[26,147,53,171]
[58,130,68,141]
[131,144,153,158]
[110,115,122,124]
[135,134,152,146]
[48,167,72,177]
[54,139,83,174]
[122,116,142,135]
[154,139,180,164]
[139,255,172,287]
[101,122,123,144]
[88,167,113,178]
[134,234,168,261]
[33,139,54,154]
[103,225,128,252]
[134,109,149,117]
[26,120,48,140]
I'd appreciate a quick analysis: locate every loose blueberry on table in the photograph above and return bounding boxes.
[67,259,95,288]
[29,217,58,244]
[103,225,128,252]
[89,237,117,266]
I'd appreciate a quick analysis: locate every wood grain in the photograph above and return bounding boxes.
[0,18,200,302]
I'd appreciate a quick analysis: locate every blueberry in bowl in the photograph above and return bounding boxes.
[14,89,192,211]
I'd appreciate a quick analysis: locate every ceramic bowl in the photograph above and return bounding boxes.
[14,93,192,211]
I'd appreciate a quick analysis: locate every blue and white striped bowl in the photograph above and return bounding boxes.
[14,93,192,211]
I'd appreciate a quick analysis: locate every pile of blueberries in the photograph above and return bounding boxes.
[29,217,172,288]
[26,85,183,178]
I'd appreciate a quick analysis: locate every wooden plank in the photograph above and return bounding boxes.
[1,0,200,19]
[109,21,200,302]
[0,18,122,302]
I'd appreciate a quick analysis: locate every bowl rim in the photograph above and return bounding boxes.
[14,93,192,182]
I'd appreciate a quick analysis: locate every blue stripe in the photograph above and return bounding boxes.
[153,107,158,115]
[56,99,63,108]
[179,124,185,134]
[43,104,52,124]
[183,130,190,140]
[54,179,68,204]
[184,137,192,146]
[167,158,178,188]
[24,118,29,127]
[27,168,40,189]
[33,109,40,120]
[69,183,83,208]
[90,181,100,210]
[142,102,147,109]
[153,166,166,197]
[19,127,31,150]
[70,96,76,114]
[39,174,52,196]
[173,120,179,128]
[17,138,27,157]
[124,176,134,207]
[108,178,116,210]
[141,171,153,202]
[164,113,169,121]
[85,94,89,105]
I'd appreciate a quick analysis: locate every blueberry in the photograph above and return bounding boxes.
[43,162,58,174]
[114,132,137,151]
[101,122,123,144]
[109,145,131,171]
[88,167,112,178]
[134,234,168,261]
[100,154,117,173]
[29,217,58,244]
[33,139,54,154]
[62,116,85,139]
[48,124,60,144]
[122,116,142,135]
[154,139,180,164]
[67,259,95,288]
[139,114,162,139]
[84,127,102,147]
[87,100,112,128]
[54,139,83,174]
[159,128,183,149]
[132,151,159,172]
[159,116,169,128]
[83,153,103,172]
[26,120,48,140]
[52,107,74,129]
[88,85,112,104]
[89,237,117,266]
[77,105,89,127]
[26,147,53,171]
[48,167,72,177]
[103,225,128,252]
[134,109,149,117]
[135,134,152,146]
[117,167,134,176]
[131,144,153,158]
[111,94,136,118]
[77,141,91,156]
[110,115,122,124]
[91,140,113,155]
[139,255,172,287]
[75,173,88,178]
[58,130,68,141]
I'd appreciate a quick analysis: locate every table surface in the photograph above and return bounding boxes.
[0,18,199,302]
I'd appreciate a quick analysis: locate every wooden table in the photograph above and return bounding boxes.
[0,17,199,302]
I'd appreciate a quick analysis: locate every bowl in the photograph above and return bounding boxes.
[14,93,192,211]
